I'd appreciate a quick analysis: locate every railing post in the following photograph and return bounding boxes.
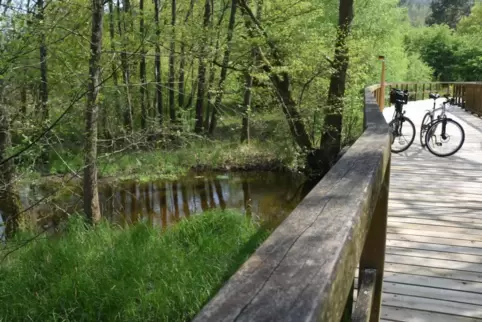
[422,84,425,100]
[378,56,385,111]
[358,157,390,322]
[341,281,355,322]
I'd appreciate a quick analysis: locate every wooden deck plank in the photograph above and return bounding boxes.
[380,100,482,321]
[382,293,482,319]
[384,263,482,283]
[388,222,482,236]
[387,234,482,249]
[388,217,482,229]
[381,306,482,322]
[387,239,482,256]
[387,227,482,241]
[386,247,482,264]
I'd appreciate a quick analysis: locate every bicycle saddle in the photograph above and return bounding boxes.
[429,93,440,99]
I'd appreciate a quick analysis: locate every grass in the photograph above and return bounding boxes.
[43,138,297,184]
[43,114,299,183]
[0,210,270,321]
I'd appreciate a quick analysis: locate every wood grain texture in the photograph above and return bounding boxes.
[380,98,482,321]
[353,269,377,322]
[192,91,391,321]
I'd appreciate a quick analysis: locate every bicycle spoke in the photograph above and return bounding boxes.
[425,119,465,157]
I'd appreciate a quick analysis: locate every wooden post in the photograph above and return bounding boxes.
[422,84,425,100]
[462,85,466,109]
[414,83,418,101]
[379,56,385,111]
[358,158,390,322]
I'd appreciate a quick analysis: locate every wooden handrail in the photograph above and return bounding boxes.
[192,85,391,322]
[375,82,482,115]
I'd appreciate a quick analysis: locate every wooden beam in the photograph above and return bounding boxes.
[352,269,377,322]
[192,86,391,322]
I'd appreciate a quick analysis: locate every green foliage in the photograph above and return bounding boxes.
[399,0,432,26]
[42,113,298,181]
[406,21,482,81]
[457,2,482,38]
[0,0,436,183]
[426,0,474,28]
[0,210,269,321]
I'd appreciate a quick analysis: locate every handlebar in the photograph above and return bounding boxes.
[390,88,409,105]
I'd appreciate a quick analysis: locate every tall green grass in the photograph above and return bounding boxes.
[0,210,269,321]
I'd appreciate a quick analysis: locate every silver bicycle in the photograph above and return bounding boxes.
[420,93,465,157]
[419,93,449,147]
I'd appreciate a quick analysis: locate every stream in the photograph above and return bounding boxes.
[19,171,312,233]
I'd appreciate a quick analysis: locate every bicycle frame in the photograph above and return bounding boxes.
[424,98,449,121]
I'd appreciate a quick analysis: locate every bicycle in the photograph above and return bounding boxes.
[388,88,416,153]
[420,92,448,147]
[423,94,465,157]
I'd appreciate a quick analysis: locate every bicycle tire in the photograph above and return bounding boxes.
[425,118,465,157]
[420,112,432,148]
[389,116,416,153]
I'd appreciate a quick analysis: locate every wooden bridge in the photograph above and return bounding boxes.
[192,83,482,322]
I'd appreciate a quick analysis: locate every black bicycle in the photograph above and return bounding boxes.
[388,88,415,153]
[420,93,447,147]
[422,94,465,157]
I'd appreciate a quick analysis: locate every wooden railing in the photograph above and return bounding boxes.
[192,85,391,322]
[373,82,482,114]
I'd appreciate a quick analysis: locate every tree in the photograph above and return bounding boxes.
[37,0,48,120]
[318,0,354,174]
[168,0,177,123]
[83,0,104,223]
[118,0,134,131]
[0,102,21,239]
[194,0,212,133]
[139,0,148,129]
[457,2,482,36]
[426,0,474,28]
[208,0,237,134]
[154,0,164,126]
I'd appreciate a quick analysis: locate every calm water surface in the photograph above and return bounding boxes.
[22,171,311,231]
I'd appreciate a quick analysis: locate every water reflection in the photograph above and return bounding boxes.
[23,171,308,230]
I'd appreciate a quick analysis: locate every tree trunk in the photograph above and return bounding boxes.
[213,179,226,210]
[37,0,48,120]
[204,60,215,130]
[208,0,237,134]
[178,0,197,109]
[318,0,354,172]
[154,0,164,126]
[107,0,119,138]
[139,0,148,129]
[172,181,179,220]
[181,184,190,217]
[117,0,133,132]
[194,0,212,133]
[168,0,177,122]
[241,66,253,143]
[239,0,312,151]
[204,3,227,130]
[241,0,261,143]
[0,103,21,239]
[20,87,27,115]
[83,0,104,224]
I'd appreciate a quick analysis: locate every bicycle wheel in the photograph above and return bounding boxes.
[389,116,416,153]
[425,118,465,157]
[420,112,432,147]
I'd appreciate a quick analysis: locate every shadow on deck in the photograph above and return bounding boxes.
[376,99,482,321]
